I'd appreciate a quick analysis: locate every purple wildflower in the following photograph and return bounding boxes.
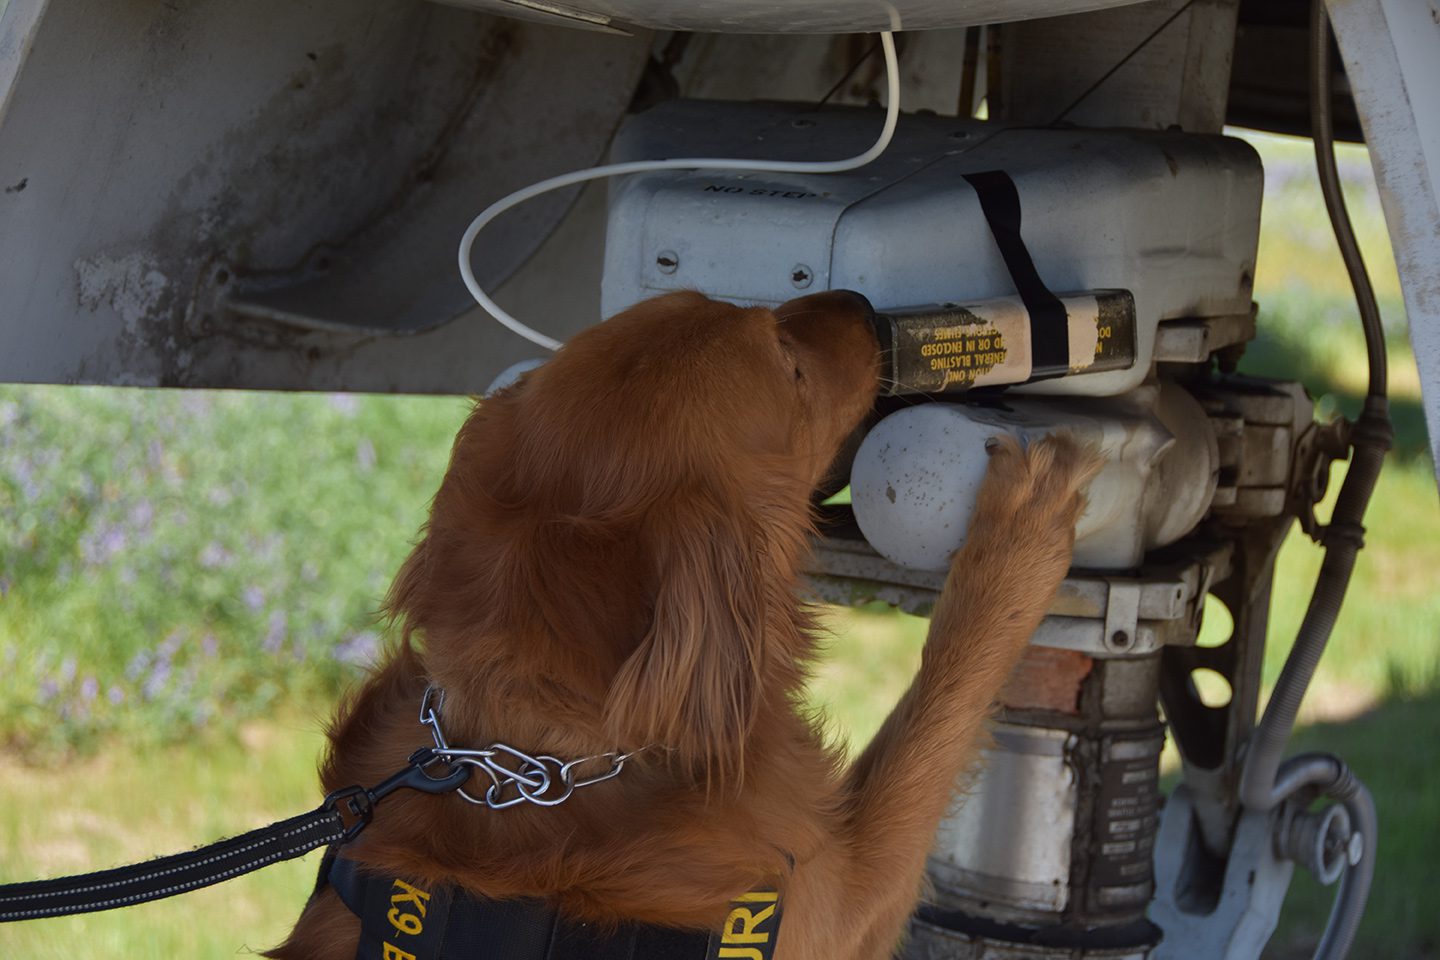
[199,542,231,568]
[127,499,154,531]
[158,631,182,660]
[143,660,171,701]
[333,632,380,668]
[328,393,360,416]
[262,611,288,653]
[243,585,266,612]
[125,650,151,681]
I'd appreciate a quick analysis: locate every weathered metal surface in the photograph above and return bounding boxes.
[997,0,1241,132]
[434,0,1155,34]
[911,655,1166,956]
[929,724,1080,914]
[1198,377,1315,522]
[0,0,650,391]
[1327,0,1440,485]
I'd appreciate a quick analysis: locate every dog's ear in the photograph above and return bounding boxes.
[603,494,768,787]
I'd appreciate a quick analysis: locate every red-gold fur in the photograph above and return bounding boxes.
[270,290,1100,960]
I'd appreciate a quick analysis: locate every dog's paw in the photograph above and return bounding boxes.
[962,432,1104,567]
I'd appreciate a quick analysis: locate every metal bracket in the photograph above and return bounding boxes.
[1101,581,1143,655]
[1150,786,1295,959]
[803,527,1232,658]
[1152,308,1257,364]
[1289,417,1352,542]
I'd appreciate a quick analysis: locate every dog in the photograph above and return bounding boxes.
[270,289,1099,960]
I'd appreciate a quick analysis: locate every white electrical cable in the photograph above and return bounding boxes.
[457,30,902,352]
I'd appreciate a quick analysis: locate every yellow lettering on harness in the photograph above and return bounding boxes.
[717,950,763,960]
[382,944,417,960]
[387,878,430,937]
[721,895,777,945]
[390,879,431,918]
[388,907,422,936]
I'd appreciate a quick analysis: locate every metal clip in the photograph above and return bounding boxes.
[324,747,471,842]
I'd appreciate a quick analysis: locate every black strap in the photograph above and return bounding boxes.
[0,806,345,922]
[325,856,780,960]
[961,170,1070,375]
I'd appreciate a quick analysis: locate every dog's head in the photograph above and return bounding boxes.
[391,290,879,783]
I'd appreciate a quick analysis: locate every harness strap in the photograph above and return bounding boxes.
[0,806,345,922]
[323,855,783,960]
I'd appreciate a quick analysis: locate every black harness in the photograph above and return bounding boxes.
[318,850,783,960]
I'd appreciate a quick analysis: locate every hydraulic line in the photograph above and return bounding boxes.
[1240,0,1393,814]
[1237,2,1391,958]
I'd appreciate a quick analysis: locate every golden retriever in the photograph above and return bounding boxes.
[271,290,1098,960]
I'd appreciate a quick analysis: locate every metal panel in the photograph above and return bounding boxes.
[0,0,650,391]
[603,102,1263,399]
[998,0,1241,133]
[434,0,1156,34]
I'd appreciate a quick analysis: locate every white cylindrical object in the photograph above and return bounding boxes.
[849,386,1216,571]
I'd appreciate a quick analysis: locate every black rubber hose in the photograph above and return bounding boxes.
[1240,0,1394,816]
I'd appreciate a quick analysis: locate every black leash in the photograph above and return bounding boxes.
[0,747,470,923]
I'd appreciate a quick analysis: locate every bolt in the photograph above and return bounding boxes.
[656,250,679,275]
[1110,630,1131,649]
[790,264,813,289]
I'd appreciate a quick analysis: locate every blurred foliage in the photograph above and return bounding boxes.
[0,388,470,754]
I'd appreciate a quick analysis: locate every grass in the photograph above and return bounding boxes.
[0,718,328,958]
[1,130,1436,957]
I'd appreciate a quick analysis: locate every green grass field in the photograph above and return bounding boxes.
[1,131,1436,958]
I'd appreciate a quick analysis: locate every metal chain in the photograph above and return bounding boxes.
[418,686,639,810]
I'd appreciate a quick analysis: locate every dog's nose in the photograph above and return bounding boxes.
[775,290,881,360]
[775,289,876,330]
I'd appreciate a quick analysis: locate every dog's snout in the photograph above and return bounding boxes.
[774,289,882,365]
[776,289,876,332]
